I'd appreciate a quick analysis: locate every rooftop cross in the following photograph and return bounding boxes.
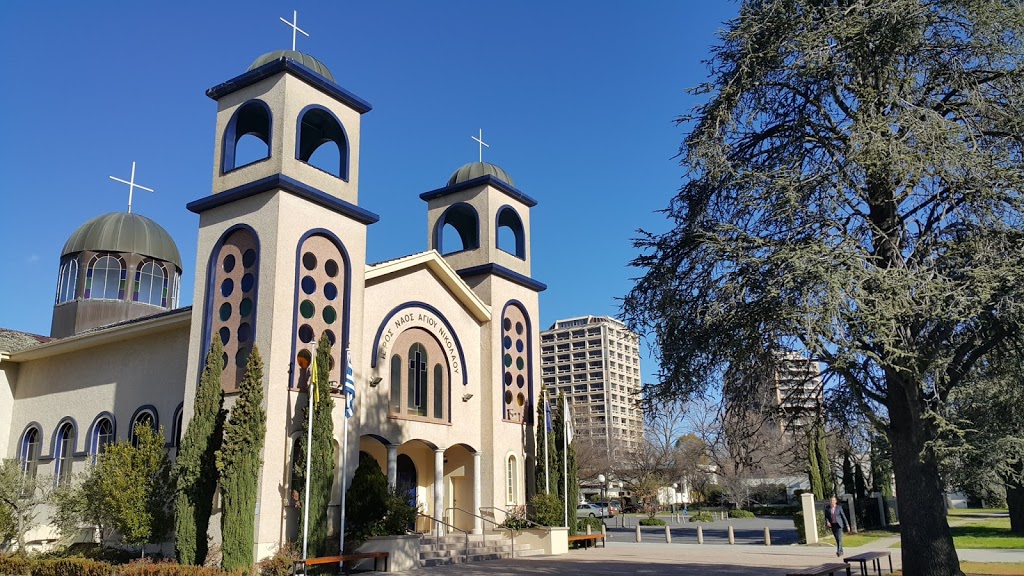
[279,10,309,52]
[109,161,154,214]
[472,129,489,163]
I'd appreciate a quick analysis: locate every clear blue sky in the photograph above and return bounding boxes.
[0,1,738,386]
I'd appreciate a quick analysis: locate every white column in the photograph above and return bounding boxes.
[434,448,445,536]
[386,444,398,490]
[472,452,482,534]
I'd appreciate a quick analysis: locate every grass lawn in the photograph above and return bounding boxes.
[893,562,1024,575]
[839,529,899,547]
[949,508,1010,517]
[890,518,1024,549]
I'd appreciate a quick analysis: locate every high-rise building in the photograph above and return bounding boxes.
[730,352,822,432]
[540,316,643,461]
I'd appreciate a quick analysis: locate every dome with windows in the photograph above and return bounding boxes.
[62,212,182,269]
[248,50,335,82]
[447,162,515,187]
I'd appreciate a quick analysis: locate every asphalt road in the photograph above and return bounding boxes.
[600,515,800,546]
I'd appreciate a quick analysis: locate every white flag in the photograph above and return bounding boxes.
[563,395,574,444]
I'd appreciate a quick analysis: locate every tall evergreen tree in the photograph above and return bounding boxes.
[550,393,579,534]
[294,334,336,556]
[533,394,560,499]
[854,459,868,499]
[808,433,823,500]
[217,346,266,570]
[174,336,225,565]
[842,453,856,497]
[815,425,831,497]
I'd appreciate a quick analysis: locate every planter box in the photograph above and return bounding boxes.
[354,534,420,572]
[498,526,568,555]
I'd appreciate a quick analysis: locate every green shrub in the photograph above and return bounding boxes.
[638,517,666,526]
[528,493,562,527]
[257,542,299,576]
[576,517,604,533]
[0,554,249,576]
[748,504,799,517]
[688,512,714,522]
[498,507,530,532]
[345,456,419,547]
[29,557,116,576]
[0,554,33,576]
[793,510,830,543]
[728,509,755,519]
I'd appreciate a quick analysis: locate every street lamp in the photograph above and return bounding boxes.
[597,474,607,517]
[673,482,679,513]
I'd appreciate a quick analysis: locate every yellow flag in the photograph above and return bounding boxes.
[310,348,320,407]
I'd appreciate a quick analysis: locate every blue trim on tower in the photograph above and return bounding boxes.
[369,301,469,387]
[186,174,380,225]
[221,99,273,175]
[495,205,527,260]
[295,104,351,182]
[287,229,354,391]
[456,263,547,292]
[419,175,538,208]
[206,58,373,114]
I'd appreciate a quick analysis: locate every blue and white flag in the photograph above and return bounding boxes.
[343,348,356,418]
[544,392,553,432]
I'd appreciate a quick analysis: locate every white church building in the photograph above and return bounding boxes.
[0,47,545,559]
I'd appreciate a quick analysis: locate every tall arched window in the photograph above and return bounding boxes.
[172,405,184,450]
[134,261,167,306]
[91,416,114,460]
[506,454,518,505]
[207,226,260,393]
[55,258,78,304]
[408,343,428,416]
[433,203,480,255]
[21,427,41,480]
[390,355,402,412]
[170,271,182,308]
[54,422,76,487]
[222,99,272,173]
[495,205,526,259]
[87,255,124,300]
[296,106,349,180]
[130,408,156,447]
[291,233,347,390]
[388,328,449,423]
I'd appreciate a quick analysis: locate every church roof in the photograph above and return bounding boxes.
[248,50,334,82]
[366,251,491,323]
[447,162,515,187]
[0,328,51,354]
[62,212,182,268]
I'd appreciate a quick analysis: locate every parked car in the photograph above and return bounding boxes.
[594,501,619,516]
[576,503,609,519]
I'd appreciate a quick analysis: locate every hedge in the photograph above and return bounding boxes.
[638,517,666,526]
[576,517,604,533]
[0,555,246,576]
[793,509,830,543]
[728,509,755,519]
[688,512,715,522]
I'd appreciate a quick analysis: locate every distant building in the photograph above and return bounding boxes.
[540,316,643,461]
[728,351,822,433]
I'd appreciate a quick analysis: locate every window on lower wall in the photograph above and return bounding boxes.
[20,427,40,480]
[54,422,75,487]
[506,454,518,505]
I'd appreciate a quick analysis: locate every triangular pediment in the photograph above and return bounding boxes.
[365,250,490,322]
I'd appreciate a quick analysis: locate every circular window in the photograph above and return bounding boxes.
[328,356,336,370]
[235,347,250,368]
[516,392,525,406]
[504,372,513,386]
[242,249,257,268]
[516,339,524,353]
[239,297,253,317]
[296,349,312,370]
[503,336,512,349]
[219,302,232,322]
[302,252,317,271]
[504,390,513,405]
[503,318,512,331]
[325,259,339,278]
[237,322,252,343]
[222,352,228,369]
[301,276,316,295]
[223,254,236,273]
[221,278,234,298]
[324,282,338,301]
[219,326,231,345]
[300,300,315,319]
[241,273,255,293]
[504,354,512,368]
[325,330,336,346]
[298,324,314,343]
[516,357,525,370]
[517,374,525,388]
[322,305,337,324]
[516,322,523,335]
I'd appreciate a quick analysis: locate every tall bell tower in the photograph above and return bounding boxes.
[180,48,378,561]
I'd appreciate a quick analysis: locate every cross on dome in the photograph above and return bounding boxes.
[279,10,309,52]
[472,129,489,163]
[109,161,154,214]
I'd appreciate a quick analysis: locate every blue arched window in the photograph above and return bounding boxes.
[134,260,167,307]
[90,415,115,461]
[130,407,157,447]
[495,205,526,259]
[296,105,349,180]
[433,203,480,255]
[56,257,78,304]
[54,421,76,487]
[500,302,533,424]
[222,99,272,173]
[20,425,41,479]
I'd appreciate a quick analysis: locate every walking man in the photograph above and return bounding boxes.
[825,496,851,557]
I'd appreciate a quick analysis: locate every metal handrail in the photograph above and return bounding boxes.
[443,506,526,558]
[479,506,548,530]
[416,512,471,564]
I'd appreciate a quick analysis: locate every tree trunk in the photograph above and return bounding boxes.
[888,381,963,576]
[1007,478,1024,535]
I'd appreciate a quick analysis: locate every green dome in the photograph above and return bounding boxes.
[248,50,334,82]
[447,162,515,187]
[62,212,182,269]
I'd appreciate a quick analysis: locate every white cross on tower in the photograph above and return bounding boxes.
[109,161,155,214]
[279,10,309,52]
[472,129,489,163]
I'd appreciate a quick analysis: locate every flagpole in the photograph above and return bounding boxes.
[301,346,315,561]
[339,349,351,555]
[544,391,550,495]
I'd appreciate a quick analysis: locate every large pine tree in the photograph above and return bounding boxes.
[174,336,225,565]
[294,333,336,556]
[217,346,266,570]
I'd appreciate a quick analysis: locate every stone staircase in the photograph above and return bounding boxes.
[419,532,544,567]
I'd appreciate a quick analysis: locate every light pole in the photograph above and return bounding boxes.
[673,482,679,513]
[597,473,607,517]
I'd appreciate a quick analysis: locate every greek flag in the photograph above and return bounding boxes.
[343,348,356,418]
[545,392,553,431]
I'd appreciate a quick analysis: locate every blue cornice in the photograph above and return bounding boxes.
[456,263,547,292]
[186,174,380,225]
[206,59,373,115]
[419,175,539,208]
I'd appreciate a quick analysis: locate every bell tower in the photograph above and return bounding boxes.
[181,48,378,561]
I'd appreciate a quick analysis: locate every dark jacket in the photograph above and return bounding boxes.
[824,503,849,530]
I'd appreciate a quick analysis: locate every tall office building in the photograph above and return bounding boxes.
[540,316,643,461]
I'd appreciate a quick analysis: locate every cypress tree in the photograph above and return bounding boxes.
[174,336,225,565]
[808,433,823,500]
[551,393,579,534]
[294,333,336,556]
[217,346,266,570]
[533,394,560,498]
[854,459,868,499]
[842,452,856,497]
[815,424,831,497]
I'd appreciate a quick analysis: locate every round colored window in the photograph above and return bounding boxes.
[298,324,314,343]
[516,393,525,406]
[302,252,317,271]
[517,374,525,388]
[504,354,512,368]
[219,302,232,322]
[241,273,255,293]
[221,278,234,298]
[219,326,231,345]
[242,249,257,268]
[237,322,252,343]
[235,347,250,367]
[516,322,523,335]
[223,254,236,273]
[300,299,315,319]
[322,305,337,324]
[516,339,524,353]
[325,330,336,346]
[239,297,253,317]
[504,372,513,385]
[325,259,339,278]
[221,352,228,369]
[301,276,316,295]
[503,336,512,349]
[503,318,512,331]
[516,357,525,370]
[504,390,513,405]
[324,282,338,301]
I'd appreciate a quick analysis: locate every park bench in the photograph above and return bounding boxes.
[567,533,606,549]
[786,563,852,576]
[844,550,893,576]
[292,551,389,575]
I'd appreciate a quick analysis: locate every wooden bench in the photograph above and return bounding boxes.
[567,533,606,549]
[292,552,389,575]
[786,563,852,576]
[844,550,893,576]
